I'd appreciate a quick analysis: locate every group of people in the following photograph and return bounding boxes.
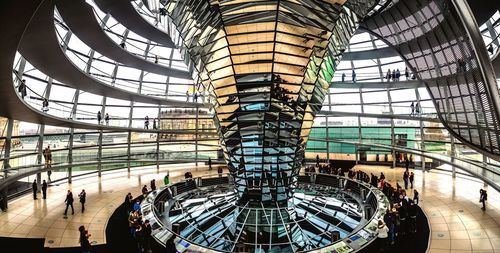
[144,116,158,130]
[63,189,87,215]
[125,188,154,252]
[186,91,205,103]
[340,70,357,82]
[409,102,422,116]
[96,111,110,125]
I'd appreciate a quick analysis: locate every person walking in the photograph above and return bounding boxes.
[97,111,102,124]
[415,102,420,116]
[79,225,92,253]
[396,69,400,81]
[385,69,391,82]
[78,189,86,213]
[352,69,356,82]
[144,116,149,129]
[409,172,415,188]
[410,102,415,116]
[480,189,488,210]
[47,170,52,182]
[153,118,157,130]
[105,113,110,125]
[42,180,48,199]
[64,190,75,216]
[376,220,389,251]
[32,179,38,200]
[43,145,50,167]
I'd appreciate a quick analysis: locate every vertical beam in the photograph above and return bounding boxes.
[415,88,426,171]
[450,136,456,178]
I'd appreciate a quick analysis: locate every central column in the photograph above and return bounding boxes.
[165,0,377,203]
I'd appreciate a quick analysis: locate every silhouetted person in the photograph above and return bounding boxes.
[409,172,414,188]
[42,180,47,199]
[217,167,223,177]
[403,169,409,190]
[79,225,91,253]
[47,170,52,182]
[410,102,415,116]
[18,79,27,99]
[42,98,49,112]
[150,179,156,191]
[352,69,356,82]
[78,189,86,213]
[32,180,38,200]
[120,42,126,49]
[144,116,149,129]
[143,220,152,252]
[480,189,488,210]
[166,234,177,253]
[105,113,110,125]
[413,189,419,204]
[405,67,409,80]
[97,111,102,124]
[64,190,74,215]
[154,55,159,64]
[341,73,346,82]
[153,118,157,130]
[208,157,212,171]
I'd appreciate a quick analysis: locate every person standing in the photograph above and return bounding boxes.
[42,180,48,199]
[480,189,488,210]
[385,69,391,82]
[409,172,415,188]
[32,179,38,200]
[78,189,86,213]
[217,167,223,177]
[79,225,92,253]
[47,146,52,168]
[163,172,170,186]
[415,102,420,116]
[43,145,50,167]
[376,220,389,251]
[403,169,409,190]
[64,190,75,216]
[144,116,149,129]
[352,69,356,82]
[18,79,27,99]
[143,220,152,253]
[405,67,409,80]
[410,102,415,116]
[208,157,212,171]
[42,98,49,112]
[341,73,346,82]
[105,113,110,125]
[153,118,157,130]
[97,111,102,124]
[413,189,419,205]
[150,179,156,191]
[47,170,52,182]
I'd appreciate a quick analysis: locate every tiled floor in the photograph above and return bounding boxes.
[1,163,499,252]
[355,165,500,253]
[0,163,222,248]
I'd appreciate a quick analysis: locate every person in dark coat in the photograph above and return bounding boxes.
[79,225,91,253]
[208,157,212,171]
[64,190,74,215]
[32,180,38,200]
[142,220,152,252]
[150,179,156,191]
[166,235,177,253]
[78,189,86,213]
[41,180,47,199]
[409,172,415,188]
